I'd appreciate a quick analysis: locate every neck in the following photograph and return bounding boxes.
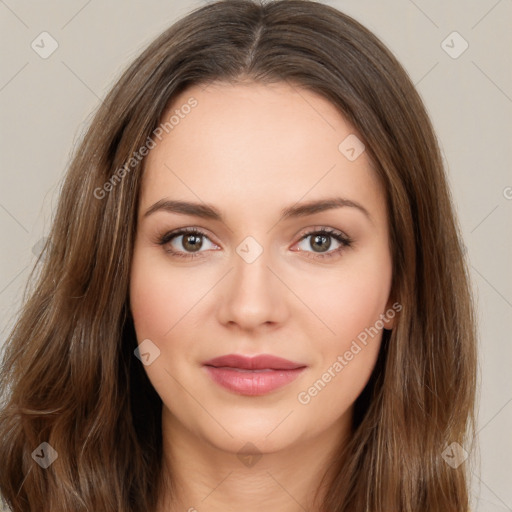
[157,406,352,512]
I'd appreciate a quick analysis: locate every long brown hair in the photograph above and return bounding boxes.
[0,1,477,510]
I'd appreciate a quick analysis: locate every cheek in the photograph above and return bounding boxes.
[129,250,206,398]
[295,281,387,419]
[292,249,391,410]
[293,250,392,349]
[129,248,204,340]
[130,264,172,340]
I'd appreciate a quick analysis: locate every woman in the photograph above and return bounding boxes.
[0,0,477,510]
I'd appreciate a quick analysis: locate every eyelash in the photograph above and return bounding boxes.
[156,226,353,261]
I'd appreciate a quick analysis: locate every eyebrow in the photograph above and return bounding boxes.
[143,197,372,223]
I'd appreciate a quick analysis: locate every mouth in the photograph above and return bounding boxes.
[202,354,307,396]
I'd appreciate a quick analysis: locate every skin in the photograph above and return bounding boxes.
[129,80,395,512]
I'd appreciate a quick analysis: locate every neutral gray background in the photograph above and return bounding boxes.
[0,1,511,510]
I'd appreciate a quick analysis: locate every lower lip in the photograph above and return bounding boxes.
[203,366,306,396]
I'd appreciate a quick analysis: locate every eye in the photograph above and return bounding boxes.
[293,227,352,260]
[156,227,218,259]
[156,226,353,261]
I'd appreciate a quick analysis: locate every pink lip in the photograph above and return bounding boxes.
[202,354,307,396]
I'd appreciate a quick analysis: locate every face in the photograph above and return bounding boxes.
[129,81,395,455]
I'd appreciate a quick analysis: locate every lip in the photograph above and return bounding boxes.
[203,354,305,370]
[202,354,307,396]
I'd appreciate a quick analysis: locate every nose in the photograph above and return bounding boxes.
[216,244,289,331]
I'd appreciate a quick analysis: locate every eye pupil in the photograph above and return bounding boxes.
[311,234,331,252]
[183,234,203,252]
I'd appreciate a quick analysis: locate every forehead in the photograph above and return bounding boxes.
[139,81,384,224]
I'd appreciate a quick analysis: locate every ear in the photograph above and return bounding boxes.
[382,297,401,330]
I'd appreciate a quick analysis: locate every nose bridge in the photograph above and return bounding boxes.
[217,235,286,328]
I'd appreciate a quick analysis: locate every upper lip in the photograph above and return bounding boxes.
[203,354,306,370]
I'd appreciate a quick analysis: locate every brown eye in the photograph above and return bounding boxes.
[157,228,218,259]
[295,228,352,260]
[180,233,204,252]
[309,233,332,252]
